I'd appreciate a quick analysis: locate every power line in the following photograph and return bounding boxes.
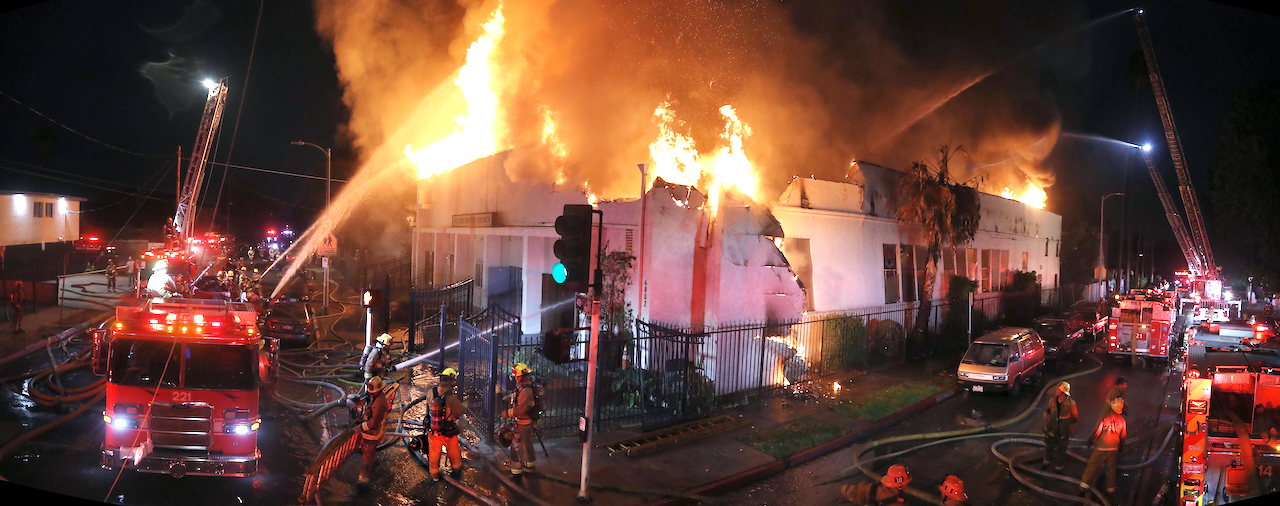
[0,162,170,202]
[0,86,170,158]
[0,157,151,191]
[180,157,348,182]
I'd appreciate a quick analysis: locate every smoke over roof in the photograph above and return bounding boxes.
[313,0,1087,201]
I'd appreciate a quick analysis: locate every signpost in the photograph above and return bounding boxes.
[318,234,337,314]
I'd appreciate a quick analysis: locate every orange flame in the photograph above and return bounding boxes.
[1001,181,1046,209]
[647,103,762,211]
[405,5,505,180]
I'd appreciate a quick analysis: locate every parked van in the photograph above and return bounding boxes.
[957,327,1046,395]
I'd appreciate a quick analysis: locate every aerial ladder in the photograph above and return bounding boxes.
[172,78,229,251]
[1134,11,1217,280]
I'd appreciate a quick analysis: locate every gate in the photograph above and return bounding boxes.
[457,304,520,442]
[408,278,474,352]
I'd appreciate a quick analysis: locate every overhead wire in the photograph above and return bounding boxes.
[0,86,170,158]
[207,0,266,235]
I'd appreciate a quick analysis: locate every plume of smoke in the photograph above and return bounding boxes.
[313,0,1087,202]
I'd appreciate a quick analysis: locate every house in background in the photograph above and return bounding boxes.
[1,190,85,299]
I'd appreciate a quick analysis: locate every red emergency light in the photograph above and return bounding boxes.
[267,229,276,236]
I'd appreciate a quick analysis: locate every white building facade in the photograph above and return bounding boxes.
[1,191,82,247]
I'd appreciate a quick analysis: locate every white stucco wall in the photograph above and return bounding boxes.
[0,192,82,247]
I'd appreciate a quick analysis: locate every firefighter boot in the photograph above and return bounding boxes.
[450,469,462,481]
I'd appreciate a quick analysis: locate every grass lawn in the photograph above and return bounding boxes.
[736,416,845,460]
[831,374,955,421]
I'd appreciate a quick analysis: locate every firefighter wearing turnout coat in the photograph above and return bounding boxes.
[1043,381,1078,472]
[425,368,468,482]
[355,376,394,485]
[1078,396,1127,500]
[504,363,539,476]
[839,464,911,505]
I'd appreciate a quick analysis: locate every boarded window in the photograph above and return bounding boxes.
[883,244,900,304]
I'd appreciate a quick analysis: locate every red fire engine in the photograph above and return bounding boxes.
[90,299,278,477]
[1179,341,1280,504]
[1107,291,1175,367]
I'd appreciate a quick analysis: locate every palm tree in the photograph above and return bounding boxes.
[896,145,982,352]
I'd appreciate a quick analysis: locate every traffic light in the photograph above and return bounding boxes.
[542,329,573,364]
[361,287,382,308]
[553,204,594,293]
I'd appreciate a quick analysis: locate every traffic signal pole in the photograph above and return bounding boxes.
[577,298,600,502]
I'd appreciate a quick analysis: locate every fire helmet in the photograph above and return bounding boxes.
[512,363,532,378]
[1110,396,1125,413]
[440,367,458,380]
[940,475,967,501]
[882,464,911,489]
[1058,381,1071,395]
[366,375,385,393]
[376,333,392,347]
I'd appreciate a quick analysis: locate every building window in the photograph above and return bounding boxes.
[914,245,928,301]
[1045,238,1050,256]
[980,249,991,292]
[476,261,484,290]
[999,250,1009,290]
[1022,252,1029,271]
[900,245,917,302]
[883,244,899,304]
[967,248,977,281]
[33,201,43,218]
[626,229,634,253]
[45,202,53,217]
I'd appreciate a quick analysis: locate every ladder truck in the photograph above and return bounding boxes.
[143,79,230,297]
[1134,11,1268,504]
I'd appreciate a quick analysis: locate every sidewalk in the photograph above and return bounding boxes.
[462,352,965,505]
[1,273,136,360]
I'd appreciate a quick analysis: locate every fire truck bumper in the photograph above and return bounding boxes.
[102,447,259,477]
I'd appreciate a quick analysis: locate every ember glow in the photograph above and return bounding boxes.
[1001,182,1047,209]
[404,5,506,180]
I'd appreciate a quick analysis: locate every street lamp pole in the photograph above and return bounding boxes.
[292,140,332,314]
[292,141,331,208]
[1099,192,1124,299]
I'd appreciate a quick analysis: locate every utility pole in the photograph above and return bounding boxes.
[577,298,600,502]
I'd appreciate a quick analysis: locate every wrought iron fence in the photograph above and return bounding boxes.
[408,278,475,352]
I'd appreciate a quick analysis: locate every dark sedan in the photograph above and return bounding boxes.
[1033,313,1088,367]
[262,301,315,345]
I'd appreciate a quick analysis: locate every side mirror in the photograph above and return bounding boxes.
[90,329,108,376]
[1009,354,1020,363]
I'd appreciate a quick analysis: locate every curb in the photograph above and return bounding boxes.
[0,311,112,367]
[636,386,963,506]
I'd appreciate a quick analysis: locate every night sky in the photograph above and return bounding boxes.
[1,1,1277,275]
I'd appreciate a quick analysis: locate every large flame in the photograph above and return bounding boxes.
[405,5,506,180]
[647,103,762,210]
[1001,181,1046,209]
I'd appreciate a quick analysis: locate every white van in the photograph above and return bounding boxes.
[957,327,1046,395]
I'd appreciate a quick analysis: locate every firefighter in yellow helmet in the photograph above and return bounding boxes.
[1079,396,1127,501]
[424,368,469,482]
[504,363,540,476]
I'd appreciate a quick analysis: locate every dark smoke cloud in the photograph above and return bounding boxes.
[314,0,1088,200]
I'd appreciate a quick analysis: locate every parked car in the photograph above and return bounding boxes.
[1033,313,1088,368]
[262,300,315,345]
[957,327,1046,395]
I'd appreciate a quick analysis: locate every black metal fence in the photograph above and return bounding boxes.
[509,284,1091,437]
[408,278,475,352]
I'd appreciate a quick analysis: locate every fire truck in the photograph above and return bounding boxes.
[1179,340,1280,504]
[90,299,278,477]
[1106,291,1176,367]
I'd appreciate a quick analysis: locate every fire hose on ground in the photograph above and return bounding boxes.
[825,353,1109,505]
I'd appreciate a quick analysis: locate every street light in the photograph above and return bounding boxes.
[1099,192,1124,297]
[291,141,331,208]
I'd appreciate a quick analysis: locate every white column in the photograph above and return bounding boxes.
[521,234,545,335]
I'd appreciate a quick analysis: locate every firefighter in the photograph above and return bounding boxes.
[1095,377,1128,427]
[939,475,968,506]
[8,281,24,334]
[876,464,911,504]
[355,376,393,485]
[106,259,118,292]
[504,363,539,476]
[1078,396,1127,501]
[425,368,469,482]
[1043,381,1078,472]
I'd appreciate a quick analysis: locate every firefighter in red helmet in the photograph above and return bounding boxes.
[939,475,968,505]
